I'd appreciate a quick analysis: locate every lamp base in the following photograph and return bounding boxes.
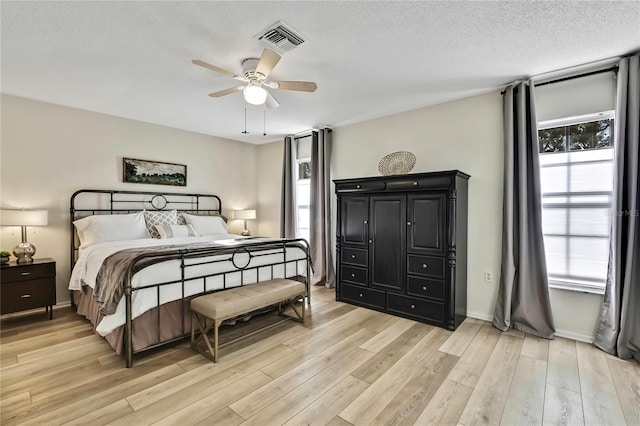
[241,230,250,236]
[13,242,36,263]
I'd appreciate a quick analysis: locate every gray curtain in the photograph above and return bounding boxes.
[493,81,556,339]
[281,135,297,238]
[594,54,640,361]
[310,129,336,288]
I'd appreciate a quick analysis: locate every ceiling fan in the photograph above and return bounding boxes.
[193,48,317,108]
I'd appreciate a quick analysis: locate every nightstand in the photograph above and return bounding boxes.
[1,258,56,319]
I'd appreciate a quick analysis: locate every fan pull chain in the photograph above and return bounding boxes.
[241,108,249,134]
[263,110,267,136]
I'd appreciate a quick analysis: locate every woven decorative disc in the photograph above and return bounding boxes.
[378,151,416,176]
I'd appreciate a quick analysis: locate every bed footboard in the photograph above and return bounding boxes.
[122,239,311,368]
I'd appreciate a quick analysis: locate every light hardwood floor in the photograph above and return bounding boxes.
[1,286,639,426]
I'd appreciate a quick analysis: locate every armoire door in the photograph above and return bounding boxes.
[370,195,406,291]
[407,193,446,255]
[340,196,369,247]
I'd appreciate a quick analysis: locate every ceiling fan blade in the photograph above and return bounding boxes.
[275,81,318,92]
[255,49,281,78]
[208,86,244,97]
[192,59,235,77]
[265,90,280,109]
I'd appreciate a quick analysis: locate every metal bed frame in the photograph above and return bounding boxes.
[70,189,311,367]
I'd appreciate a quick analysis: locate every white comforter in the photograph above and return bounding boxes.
[69,234,307,335]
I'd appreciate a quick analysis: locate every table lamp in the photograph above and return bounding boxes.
[234,209,256,236]
[1,209,48,263]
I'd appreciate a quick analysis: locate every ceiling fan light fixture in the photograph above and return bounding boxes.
[243,83,267,105]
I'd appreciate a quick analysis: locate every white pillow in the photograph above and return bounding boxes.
[144,210,178,238]
[73,212,150,247]
[155,224,197,239]
[181,213,227,236]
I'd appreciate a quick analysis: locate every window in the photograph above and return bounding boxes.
[294,136,312,242]
[295,160,310,242]
[538,111,615,293]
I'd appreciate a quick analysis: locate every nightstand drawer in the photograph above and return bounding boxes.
[0,278,55,314]
[1,263,55,283]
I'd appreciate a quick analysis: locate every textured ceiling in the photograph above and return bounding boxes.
[2,1,639,144]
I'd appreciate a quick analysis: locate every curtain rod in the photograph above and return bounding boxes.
[500,65,618,95]
[534,65,618,88]
[288,127,332,139]
[499,51,636,95]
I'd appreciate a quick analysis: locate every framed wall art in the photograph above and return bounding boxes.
[123,157,187,186]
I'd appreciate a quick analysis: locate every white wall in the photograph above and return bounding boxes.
[257,140,283,237]
[332,92,504,323]
[0,95,259,304]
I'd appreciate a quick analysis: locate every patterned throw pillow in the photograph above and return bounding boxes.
[143,210,178,238]
[155,224,197,239]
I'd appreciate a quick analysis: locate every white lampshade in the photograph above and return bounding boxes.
[1,209,48,226]
[243,84,267,105]
[234,209,256,220]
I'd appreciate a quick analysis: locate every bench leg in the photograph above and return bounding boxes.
[214,320,220,363]
[280,294,305,324]
[191,312,196,343]
[191,312,218,363]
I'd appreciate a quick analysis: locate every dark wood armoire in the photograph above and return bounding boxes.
[334,170,469,330]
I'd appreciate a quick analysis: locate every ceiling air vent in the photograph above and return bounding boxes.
[255,21,305,54]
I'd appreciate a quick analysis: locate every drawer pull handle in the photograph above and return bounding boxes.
[369,239,373,244]
[422,264,428,269]
[413,181,418,186]
[351,273,356,278]
[364,220,368,224]
[351,254,356,259]
[422,286,427,291]
[410,304,416,309]
[21,294,31,298]
[21,272,31,276]
[359,293,363,298]
[407,221,412,226]
[356,185,361,189]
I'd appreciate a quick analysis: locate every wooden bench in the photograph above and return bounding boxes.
[190,278,306,362]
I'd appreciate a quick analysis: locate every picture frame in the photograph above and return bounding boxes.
[123,157,187,187]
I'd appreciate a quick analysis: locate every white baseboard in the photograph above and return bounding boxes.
[466,310,493,322]
[465,310,594,343]
[554,329,594,343]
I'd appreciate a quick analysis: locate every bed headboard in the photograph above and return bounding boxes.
[70,189,223,268]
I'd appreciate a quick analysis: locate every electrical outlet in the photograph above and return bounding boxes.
[484,270,493,283]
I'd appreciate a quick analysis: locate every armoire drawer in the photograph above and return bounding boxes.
[385,175,452,191]
[340,283,385,310]
[341,265,368,286]
[341,247,368,267]
[335,180,386,192]
[407,255,445,278]
[407,276,445,301]
[387,293,444,323]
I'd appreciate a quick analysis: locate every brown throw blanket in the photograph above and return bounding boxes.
[93,238,293,315]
